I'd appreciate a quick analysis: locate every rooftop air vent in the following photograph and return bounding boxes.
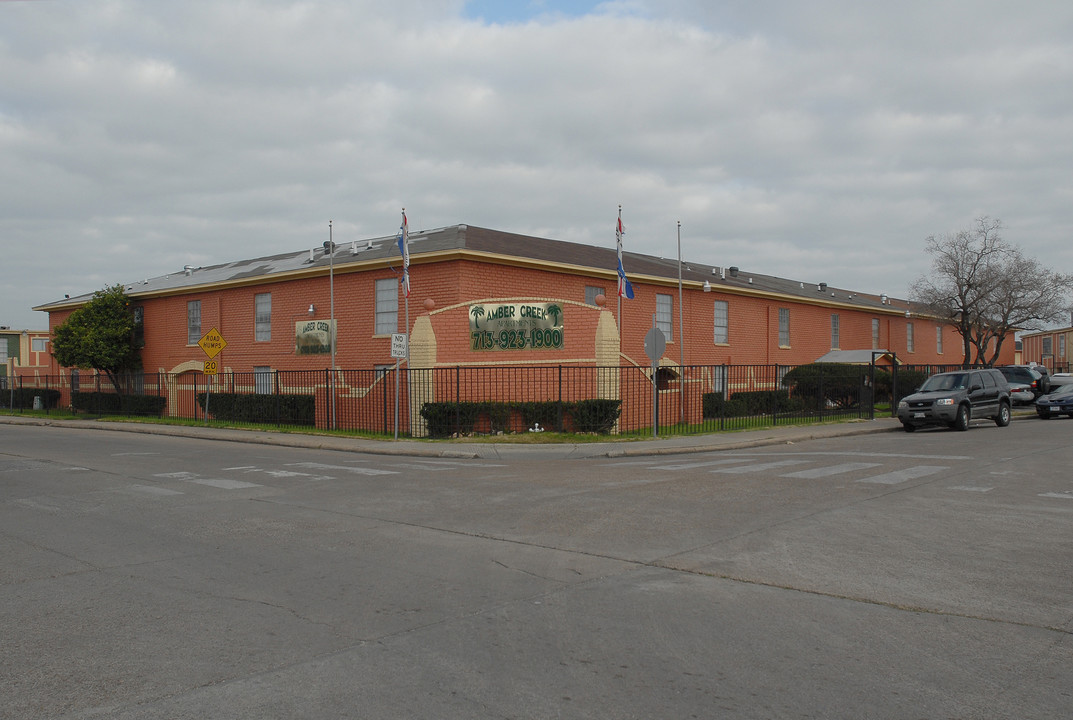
[818,282,827,292]
[729,266,739,277]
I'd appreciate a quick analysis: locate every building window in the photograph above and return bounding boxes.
[31,337,48,353]
[830,314,840,349]
[585,286,605,306]
[872,318,880,349]
[254,366,273,395]
[0,342,7,364]
[656,294,673,341]
[713,300,729,344]
[132,306,144,348]
[254,293,271,342]
[187,300,201,345]
[778,308,790,347]
[906,322,915,353]
[375,278,398,335]
[1060,335,1066,359]
[936,326,943,354]
[1042,336,1053,357]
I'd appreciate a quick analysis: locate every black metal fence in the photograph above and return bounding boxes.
[1,361,935,437]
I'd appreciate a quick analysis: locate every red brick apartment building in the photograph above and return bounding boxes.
[1019,325,1073,373]
[30,224,1012,431]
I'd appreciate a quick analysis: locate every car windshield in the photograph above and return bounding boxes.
[1045,384,1073,398]
[920,373,967,392]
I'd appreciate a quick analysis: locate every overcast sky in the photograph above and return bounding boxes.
[3,0,1072,330]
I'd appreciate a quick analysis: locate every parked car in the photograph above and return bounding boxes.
[1034,383,1073,419]
[997,366,1044,398]
[1007,381,1035,405]
[1027,364,1052,393]
[1050,373,1073,387]
[897,368,1011,432]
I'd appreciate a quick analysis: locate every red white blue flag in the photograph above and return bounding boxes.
[396,209,410,297]
[616,209,634,299]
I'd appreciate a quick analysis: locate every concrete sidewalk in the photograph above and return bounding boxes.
[0,413,904,459]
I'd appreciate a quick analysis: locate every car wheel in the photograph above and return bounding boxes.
[953,404,970,431]
[902,423,916,432]
[995,402,1011,427]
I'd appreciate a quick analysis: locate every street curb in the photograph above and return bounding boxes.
[0,413,907,459]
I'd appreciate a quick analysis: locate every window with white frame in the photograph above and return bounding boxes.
[1060,335,1066,359]
[1042,336,1053,356]
[374,278,398,335]
[584,286,605,306]
[906,322,915,352]
[254,293,271,342]
[830,314,840,349]
[871,318,880,349]
[31,337,48,353]
[254,366,273,395]
[187,300,201,345]
[936,325,943,354]
[778,308,790,347]
[656,294,673,341]
[713,300,729,344]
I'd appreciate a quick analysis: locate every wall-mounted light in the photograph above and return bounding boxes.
[308,303,315,316]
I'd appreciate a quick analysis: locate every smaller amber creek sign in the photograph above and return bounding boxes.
[469,302,564,351]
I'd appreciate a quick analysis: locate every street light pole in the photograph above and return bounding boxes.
[328,221,336,430]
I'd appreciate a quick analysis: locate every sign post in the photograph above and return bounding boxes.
[644,317,666,438]
[198,328,227,424]
[390,333,408,440]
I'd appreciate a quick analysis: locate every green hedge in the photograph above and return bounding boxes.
[702,389,800,419]
[196,392,315,426]
[71,391,167,416]
[781,363,866,410]
[420,399,621,437]
[0,388,62,409]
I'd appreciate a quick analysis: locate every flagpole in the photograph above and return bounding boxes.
[617,204,623,340]
[677,220,684,425]
[403,208,410,438]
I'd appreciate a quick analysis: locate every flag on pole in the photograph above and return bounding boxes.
[616,210,634,299]
[396,209,410,297]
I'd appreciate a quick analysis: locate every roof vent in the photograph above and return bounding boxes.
[350,241,359,254]
[729,266,739,277]
[748,277,753,284]
[818,282,827,292]
[184,265,194,276]
[880,293,888,304]
[307,248,315,263]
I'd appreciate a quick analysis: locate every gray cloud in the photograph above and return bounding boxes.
[3,0,1072,330]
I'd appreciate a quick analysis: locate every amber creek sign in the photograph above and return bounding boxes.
[469,302,564,350]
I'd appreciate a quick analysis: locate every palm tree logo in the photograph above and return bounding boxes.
[547,304,562,327]
[470,305,485,329]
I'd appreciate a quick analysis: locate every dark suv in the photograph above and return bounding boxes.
[998,365,1046,397]
[897,368,1011,432]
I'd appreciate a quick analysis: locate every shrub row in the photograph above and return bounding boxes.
[0,388,62,409]
[420,399,621,437]
[702,390,803,419]
[196,392,316,426]
[71,391,167,416]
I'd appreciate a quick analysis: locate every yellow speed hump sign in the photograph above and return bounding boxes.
[198,328,227,359]
[203,359,219,375]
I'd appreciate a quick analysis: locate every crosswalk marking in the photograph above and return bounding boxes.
[286,462,398,476]
[712,459,811,474]
[186,478,263,490]
[780,462,882,479]
[127,484,185,496]
[856,466,948,485]
[650,459,756,471]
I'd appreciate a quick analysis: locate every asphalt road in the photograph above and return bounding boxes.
[2,419,1072,719]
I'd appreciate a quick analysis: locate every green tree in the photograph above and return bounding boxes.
[51,284,141,392]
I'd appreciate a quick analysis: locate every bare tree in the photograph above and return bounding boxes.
[911,217,1073,367]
